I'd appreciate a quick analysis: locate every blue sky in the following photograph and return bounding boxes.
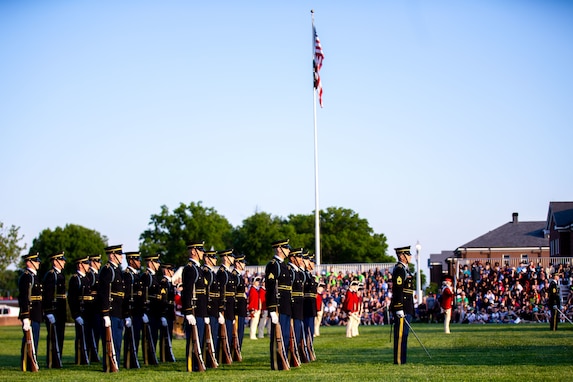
[1,0,572,273]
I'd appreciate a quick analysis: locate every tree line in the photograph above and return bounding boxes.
[0,201,391,297]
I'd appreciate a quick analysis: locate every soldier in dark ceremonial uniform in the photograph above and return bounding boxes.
[203,249,224,367]
[302,251,318,358]
[182,241,207,371]
[265,239,292,370]
[159,263,176,344]
[99,244,125,372]
[122,251,143,368]
[233,254,248,352]
[547,273,561,331]
[68,255,93,365]
[391,246,415,365]
[217,248,236,364]
[141,253,163,356]
[42,251,67,368]
[288,248,309,363]
[85,254,102,362]
[18,252,43,372]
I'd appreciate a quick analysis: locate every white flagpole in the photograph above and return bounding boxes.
[311,9,321,267]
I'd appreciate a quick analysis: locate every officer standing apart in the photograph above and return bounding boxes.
[391,246,415,365]
[440,275,454,334]
[248,276,262,340]
[99,244,125,372]
[265,239,292,370]
[547,273,561,331]
[43,251,67,368]
[18,252,43,372]
[68,255,92,365]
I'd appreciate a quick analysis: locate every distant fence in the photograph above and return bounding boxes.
[454,256,573,270]
[245,262,395,278]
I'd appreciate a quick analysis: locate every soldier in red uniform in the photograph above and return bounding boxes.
[440,275,454,334]
[248,276,262,340]
[343,280,360,338]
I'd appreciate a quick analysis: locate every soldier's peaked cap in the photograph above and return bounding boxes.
[289,248,303,257]
[187,241,205,250]
[204,249,218,258]
[271,239,291,249]
[75,255,90,264]
[143,253,161,261]
[218,249,234,257]
[89,254,101,261]
[22,252,40,261]
[394,246,411,256]
[104,244,123,255]
[49,251,66,261]
[234,253,246,262]
[125,251,141,260]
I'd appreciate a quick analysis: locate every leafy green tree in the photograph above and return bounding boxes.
[139,202,234,266]
[232,211,295,265]
[0,222,26,272]
[28,224,108,276]
[0,270,18,298]
[289,207,392,263]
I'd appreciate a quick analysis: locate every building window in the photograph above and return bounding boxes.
[502,254,510,266]
[520,254,528,263]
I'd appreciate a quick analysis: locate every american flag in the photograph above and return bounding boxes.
[313,25,324,108]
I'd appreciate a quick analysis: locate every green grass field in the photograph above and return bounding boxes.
[0,323,571,381]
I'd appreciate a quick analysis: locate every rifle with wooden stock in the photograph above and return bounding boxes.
[187,322,206,372]
[142,285,158,366]
[218,318,233,365]
[160,324,176,362]
[204,321,219,368]
[306,326,316,361]
[231,317,243,362]
[23,326,40,372]
[23,280,39,372]
[75,284,89,365]
[288,319,302,367]
[274,320,290,370]
[104,324,119,372]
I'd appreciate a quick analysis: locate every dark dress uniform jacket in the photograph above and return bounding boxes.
[123,268,144,319]
[43,268,67,323]
[234,270,247,318]
[204,265,223,318]
[391,262,414,315]
[18,269,43,323]
[68,271,91,320]
[265,257,292,316]
[141,270,163,318]
[85,270,99,319]
[290,265,305,320]
[182,260,204,317]
[218,265,236,320]
[160,276,176,323]
[99,262,125,318]
[303,270,318,318]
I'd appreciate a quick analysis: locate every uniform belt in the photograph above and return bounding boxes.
[80,296,94,301]
[148,294,162,300]
[195,289,206,294]
[209,293,220,298]
[56,294,67,299]
[304,293,317,298]
[90,291,98,295]
[111,292,125,297]
[278,286,292,291]
[404,289,414,295]
[236,293,246,298]
[224,292,235,297]
[30,296,42,301]
[292,292,304,297]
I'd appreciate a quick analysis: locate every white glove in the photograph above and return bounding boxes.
[142,313,149,324]
[186,314,196,326]
[46,313,56,324]
[22,318,31,331]
[396,310,405,318]
[75,316,84,326]
[161,317,168,327]
[553,305,558,310]
[270,311,279,324]
[124,317,132,328]
[103,316,111,327]
[204,317,210,325]
[218,313,225,325]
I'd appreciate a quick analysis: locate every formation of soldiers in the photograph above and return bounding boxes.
[17,238,319,372]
